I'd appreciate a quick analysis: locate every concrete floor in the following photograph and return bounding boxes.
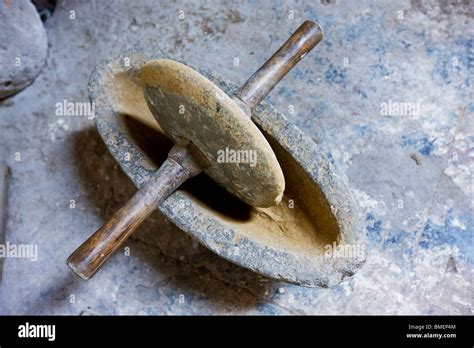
[0,0,472,314]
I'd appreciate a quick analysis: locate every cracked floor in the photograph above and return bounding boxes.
[0,0,472,314]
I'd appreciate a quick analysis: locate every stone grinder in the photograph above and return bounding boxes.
[68,21,324,280]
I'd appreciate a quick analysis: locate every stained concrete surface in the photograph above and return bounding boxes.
[0,0,472,314]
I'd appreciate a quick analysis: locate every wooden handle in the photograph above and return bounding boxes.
[67,141,206,280]
[236,20,322,111]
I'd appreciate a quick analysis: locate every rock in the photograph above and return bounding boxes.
[0,0,48,99]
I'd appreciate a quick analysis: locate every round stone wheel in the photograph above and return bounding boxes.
[141,59,285,207]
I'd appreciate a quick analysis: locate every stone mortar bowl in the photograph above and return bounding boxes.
[89,49,366,287]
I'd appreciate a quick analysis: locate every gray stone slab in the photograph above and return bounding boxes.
[0,0,472,315]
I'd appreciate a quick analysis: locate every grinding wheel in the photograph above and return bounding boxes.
[142,59,284,207]
[67,21,322,280]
